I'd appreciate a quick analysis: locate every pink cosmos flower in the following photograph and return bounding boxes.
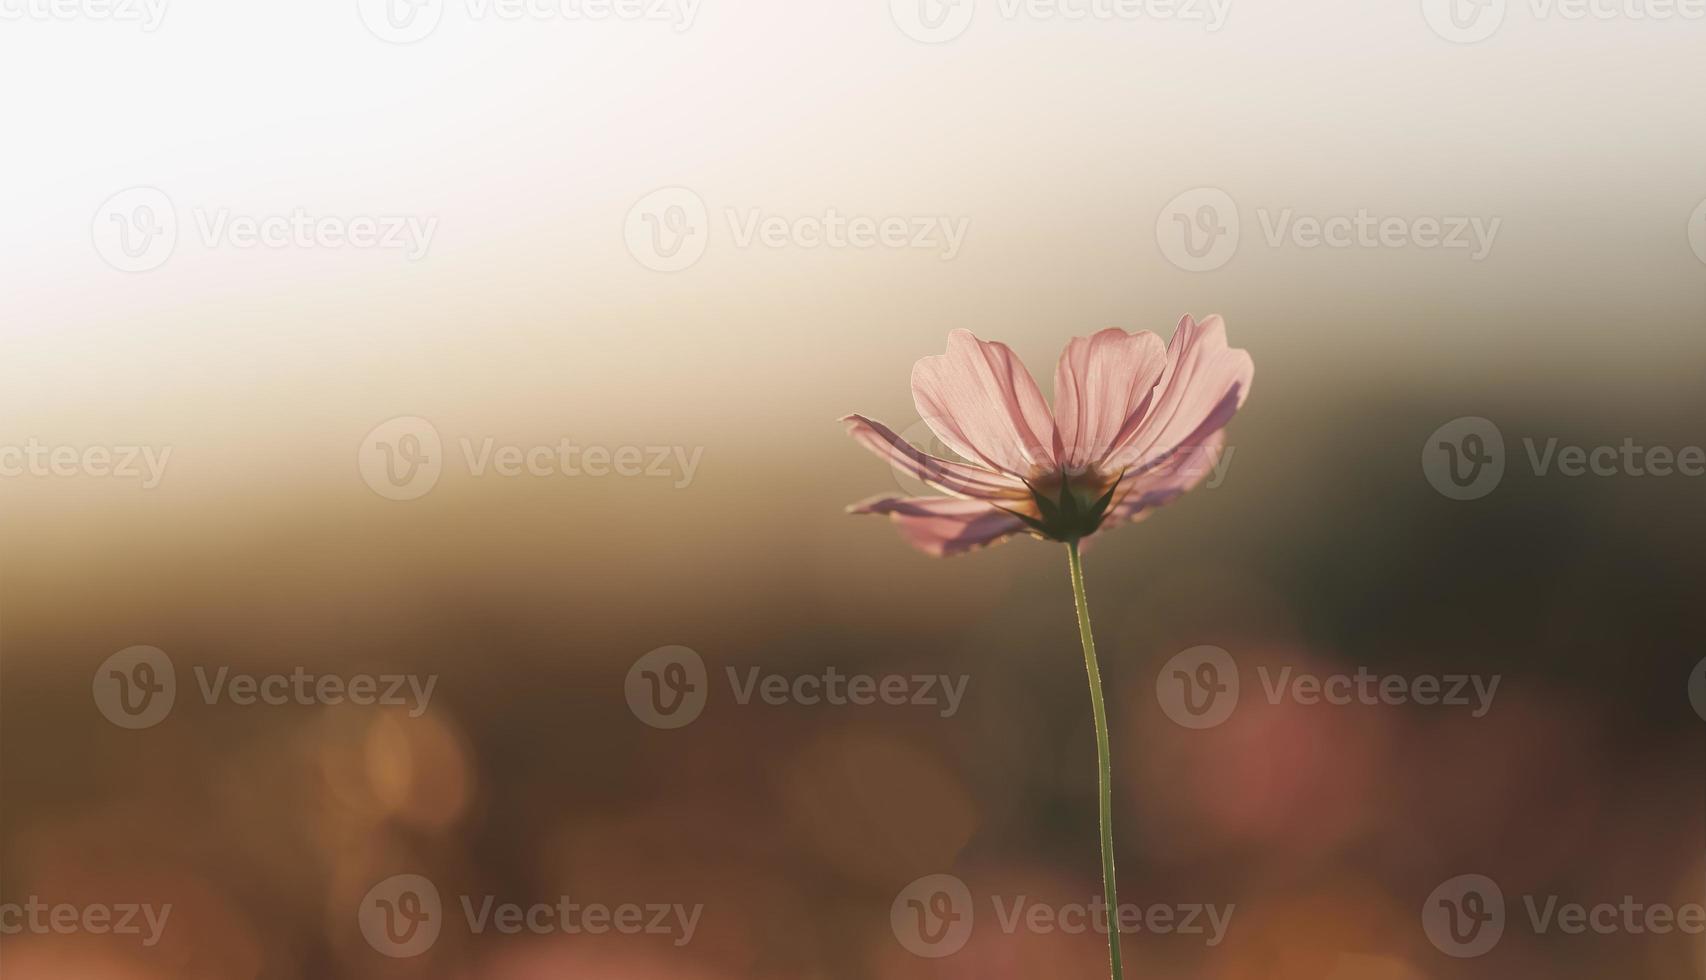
[844,315,1254,556]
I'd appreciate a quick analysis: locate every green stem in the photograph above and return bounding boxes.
[1067,540,1124,980]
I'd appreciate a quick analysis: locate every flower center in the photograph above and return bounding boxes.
[1009,469,1123,543]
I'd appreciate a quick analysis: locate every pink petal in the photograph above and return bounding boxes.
[842,415,1027,500]
[1052,328,1169,475]
[849,495,1028,557]
[911,330,1058,479]
[1104,430,1229,526]
[1100,315,1252,474]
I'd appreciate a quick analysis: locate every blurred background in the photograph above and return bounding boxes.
[3,0,1705,976]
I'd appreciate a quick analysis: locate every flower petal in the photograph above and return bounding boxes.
[842,415,1027,500]
[911,330,1057,479]
[1053,328,1168,474]
[1104,430,1229,526]
[849,495,1028,557]
[1101,315,1252,474]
